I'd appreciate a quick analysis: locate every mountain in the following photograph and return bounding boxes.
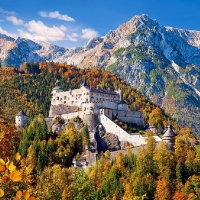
[0,34,67,67]
[1,14,200,135]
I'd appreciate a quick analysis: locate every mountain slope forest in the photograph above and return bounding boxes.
[0,62,199,200]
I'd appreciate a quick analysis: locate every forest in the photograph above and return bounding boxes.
[0,62,199,199]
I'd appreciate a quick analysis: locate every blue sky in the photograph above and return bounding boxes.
[0,0,200,48]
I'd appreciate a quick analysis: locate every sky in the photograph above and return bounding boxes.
[0,0,200,48]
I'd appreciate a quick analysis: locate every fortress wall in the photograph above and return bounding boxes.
[100,114,146,147]
[117,115,144,126]
[61,111,83,121]
[115,110,144,126]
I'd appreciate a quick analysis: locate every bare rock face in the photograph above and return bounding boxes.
[94,124,121,152]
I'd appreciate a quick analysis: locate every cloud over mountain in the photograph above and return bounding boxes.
[6,16,24,25]
[39,11,75,22]
[18,20,67,42]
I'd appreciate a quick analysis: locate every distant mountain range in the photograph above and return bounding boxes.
[1,14,200,135]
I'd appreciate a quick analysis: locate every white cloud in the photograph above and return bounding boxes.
[0,19,3,22]
[6,16,24,25]
[0,8,15,15]
[81,28,98,39]
[18,20,67,42]
[66,33,79,42]
[0,27,17,38]
[66,35,77,42]
[39,11,75,22]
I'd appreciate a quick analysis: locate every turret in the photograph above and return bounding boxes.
[50,79,64,103]
[52,79,63,92]
[15,110,28,128]
[117,89,128,111]
[82,79,89,88]
[162,125,176,150]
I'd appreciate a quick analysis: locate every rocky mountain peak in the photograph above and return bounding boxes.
[84,37,104,49]
[128,14,159,29]
[104,14,158,45]
[0,33,15,42]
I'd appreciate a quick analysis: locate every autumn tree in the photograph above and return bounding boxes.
[149,107,164,132]
[155,178,171,200]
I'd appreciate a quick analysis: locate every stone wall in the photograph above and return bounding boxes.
[99,114,147,147]
[115,110,144,126]
[61,111,84,121]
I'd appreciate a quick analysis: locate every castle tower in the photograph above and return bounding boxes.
[85,145,97,166]
[117,89,128,111]
[81,79,89,88]
[50,79,63,100]
[162,125,176,150]
[15,110,28,128]
[49,79,64,116]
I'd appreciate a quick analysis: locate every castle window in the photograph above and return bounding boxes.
[64,101,66,104]
[71,101,74,104]
[64,96,66,100]
[84,107,86,111]
[87,92,89,95]
[57,97,59,100]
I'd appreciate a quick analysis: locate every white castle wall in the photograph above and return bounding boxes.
[51,86,90,107]
[99,114,161,146]
[99,114,147,147]
[115,110,144,126]
[61,111,84,121]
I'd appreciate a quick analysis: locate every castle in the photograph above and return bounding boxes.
[15,79,177,168]
[47,80,162,148]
